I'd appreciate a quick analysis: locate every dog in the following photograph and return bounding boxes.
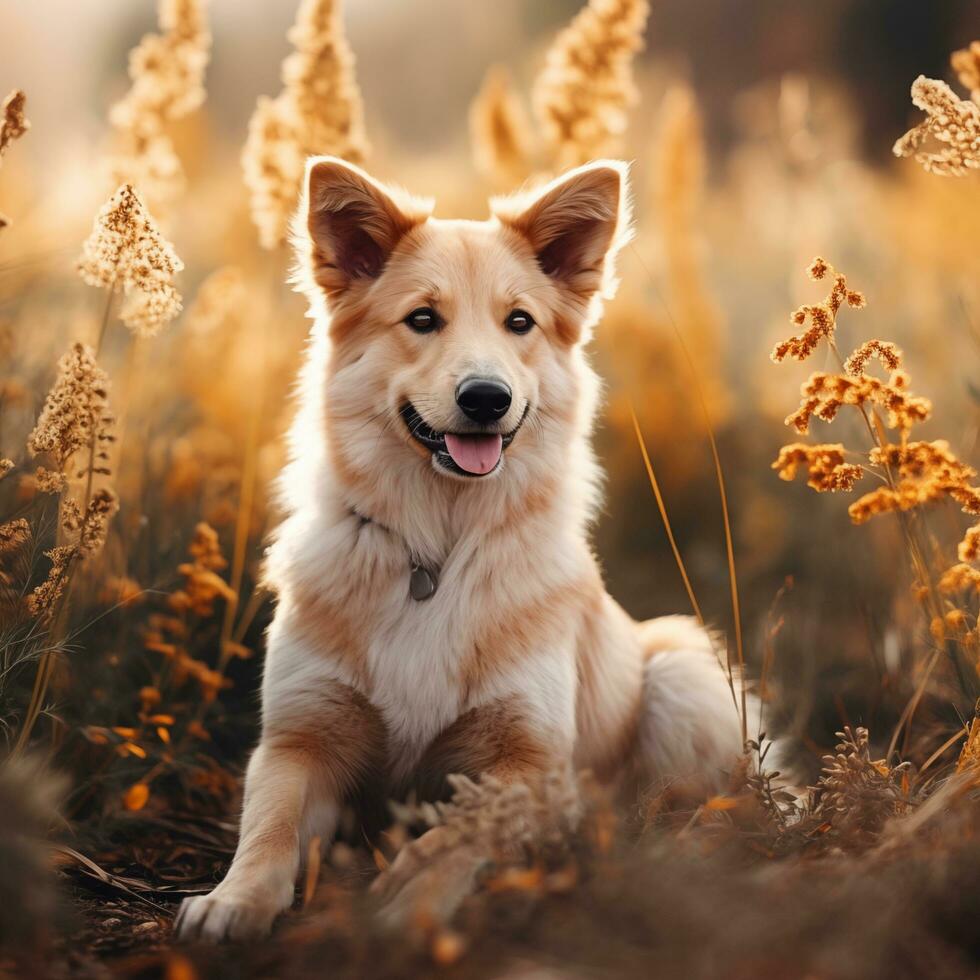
[176,156,763,942]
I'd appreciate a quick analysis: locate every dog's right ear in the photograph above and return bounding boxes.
[303,157,432,296]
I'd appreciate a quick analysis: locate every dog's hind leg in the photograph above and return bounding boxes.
[635,615,756,794]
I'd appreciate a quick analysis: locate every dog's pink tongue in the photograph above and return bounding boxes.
[444,432,503,475]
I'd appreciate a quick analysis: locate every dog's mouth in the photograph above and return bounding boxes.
[399,402,528,478]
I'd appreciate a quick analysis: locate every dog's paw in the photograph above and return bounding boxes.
[174,884,287,943]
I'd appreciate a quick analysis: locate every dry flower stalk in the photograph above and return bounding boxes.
[785,370,932,437]
[773,443,862,492]
[143,522,240,703]
[27,343,115,477]
[470,67,535,187]
[653,85,730,420]
[108,0,211,205]
[0,89,29,159]
[242,0,368,250]
[951,41,980,104]
[959,525,980,563]
[0,519,29,555]
[532,0,649,169]
[183,266,246,337]
[771,257,866,363]
[78,184,184,337]
[894,73,980,176]
[0,519,31,617]
[773,258,980,686]
[0,89,30,230]
[815,727,913,848]
[110,524,242,808]
[957,714,980,772]
[23,343,119,624]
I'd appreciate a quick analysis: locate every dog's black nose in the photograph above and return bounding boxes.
[456,376,512,424]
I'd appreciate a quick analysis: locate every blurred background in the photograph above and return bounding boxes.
[4,0,980,972]
[2,0,980,829]
[5,0,980,160]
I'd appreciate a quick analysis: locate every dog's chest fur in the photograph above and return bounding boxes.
[281,506,549,782]
[366,587,473,782]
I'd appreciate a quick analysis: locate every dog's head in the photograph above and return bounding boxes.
[296,157,631,486]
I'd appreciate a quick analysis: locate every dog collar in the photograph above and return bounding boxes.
[351,507,439,602]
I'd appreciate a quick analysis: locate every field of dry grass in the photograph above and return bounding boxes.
[3,1,980,977]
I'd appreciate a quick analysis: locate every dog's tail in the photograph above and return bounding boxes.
[636,615,788,792]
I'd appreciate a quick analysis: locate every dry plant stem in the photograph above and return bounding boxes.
[14,543,79,754]
[217,256,277,671]
[708,413,748,743]
[14,466,98,755]
[628,244,747,742]
[888,650,941,761]
[145,260,278,786]
[110,336,145,504]
[629,405,704,625]
[826,336,973,717]
[758,579,791,726]
[94,280,117,356]
[918,721,971,774]
[231,583,268,647]
[14,282,119,756]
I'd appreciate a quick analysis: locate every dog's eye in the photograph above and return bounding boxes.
[404,307,440,333]
[506,309,535,335]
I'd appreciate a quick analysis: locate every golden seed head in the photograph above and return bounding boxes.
[0,518,30,556]
[34,466,68,494]
[241,96,306,252]
[242,0,368,250]
[77,184,184,336]
[951,40,980,104]
[532,0,649,169]
[772,443,863,493]
[469,67,534,188]
[959,524,980,563]
[806,256,829,281]
[78,488,120,557]
[27,343,115,472]
[893,75,980,176]
[772,259,865,363]
[844,340,900,376]
[107,0,210,207]
[26,545,77,619]
[0,89,29,160]
[183,266,247,337]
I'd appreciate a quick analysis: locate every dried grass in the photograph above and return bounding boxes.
[77,184,184,338]
[242,0,368,250]
[772,256,980,729]
[0,89,29,230]
[2,9,980,978]
[532,0,649,169]
[469,67,535,188]
[107,0,211,207]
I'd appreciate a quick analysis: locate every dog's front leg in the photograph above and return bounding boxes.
[175,739,328,942]
[176,677,385,942]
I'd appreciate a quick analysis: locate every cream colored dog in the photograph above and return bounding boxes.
[176,157,758,942]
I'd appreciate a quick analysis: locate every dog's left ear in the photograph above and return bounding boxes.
[492,160,632,304]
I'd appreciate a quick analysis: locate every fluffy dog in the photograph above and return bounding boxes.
[177,156,759,941]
